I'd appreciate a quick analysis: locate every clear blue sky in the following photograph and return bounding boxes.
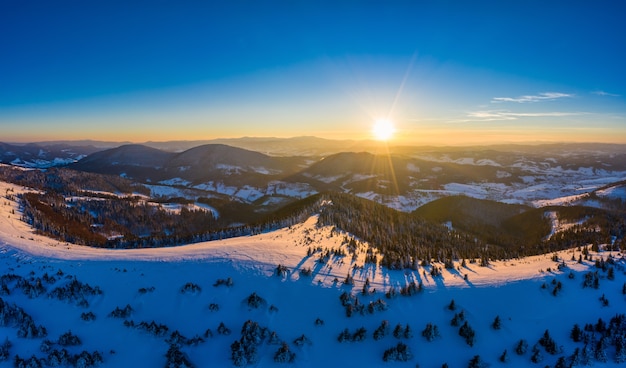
[1,0,625,144]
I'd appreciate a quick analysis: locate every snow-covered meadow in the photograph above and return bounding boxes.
[1,180,625,367]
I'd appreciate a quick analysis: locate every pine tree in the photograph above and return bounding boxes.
[515,339,528,355]
[451,311,465,327]
[352,327,367,342]
[569,347,581,366]
[570,324,583,342]
[531,345,543,363]
[459,321,476,347]
[344,273,353,285]
[337,328,351,343]
[499,349,508,363]
[273,342,295,363]
[373,320,390,341]
[403,324,413,339]
[599,293,609,306]
[595,317,606,333]
[492,315,501,330]
[448,299,456,311]
[468,355,485,368]
[393,324,403,339]
[594,337,608,362]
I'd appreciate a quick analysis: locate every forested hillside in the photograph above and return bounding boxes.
[2,163,625,264]
[317,193,625,267]
[18,191,322,249]
[0,165,149,195]
[319,193,511,268]
[413,196,551,248]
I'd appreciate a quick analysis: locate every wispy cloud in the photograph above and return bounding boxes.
[463,110,584,122]
[592,90,620,97]
[491,92,573,103]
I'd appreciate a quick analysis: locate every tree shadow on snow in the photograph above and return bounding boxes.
[447,266,475,288]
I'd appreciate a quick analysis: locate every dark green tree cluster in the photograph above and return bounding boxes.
[421,323,440,342]
[108,304,133,319]
[458,321,476,347]
[373,320,390,341]
[382,342,412,362]
[47,276,102,309]
[165,344,194,368]
[337,327,367,343]
[570,314,626,364]
[230,320,275,366]
[14,349,103,368]
[393,324,413,339]
[166,330,204,346]
[123,320,169,337]
[0,297,47,339]
[273,343,295,363]
[537,329,559,355]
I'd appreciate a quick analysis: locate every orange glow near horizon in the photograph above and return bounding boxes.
[2,115,625,146]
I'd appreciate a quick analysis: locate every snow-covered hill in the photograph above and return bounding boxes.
[1,180,625,367]
[0,143,100,169]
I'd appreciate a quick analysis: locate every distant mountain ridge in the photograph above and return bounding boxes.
[142,136,381,156]
[0,142,101,168]
[69,143,310,187]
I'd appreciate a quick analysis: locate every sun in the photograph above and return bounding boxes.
[372,119,395,141]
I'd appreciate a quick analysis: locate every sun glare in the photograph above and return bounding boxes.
[372,119,395,141]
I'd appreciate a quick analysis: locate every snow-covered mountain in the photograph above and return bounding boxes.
[0,142,101,169]
[0,180,625,367]
[70,144,307,185]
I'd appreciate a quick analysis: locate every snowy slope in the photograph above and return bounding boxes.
[1,180,625,367]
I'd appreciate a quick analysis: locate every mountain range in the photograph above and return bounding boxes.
[2,139,626,216]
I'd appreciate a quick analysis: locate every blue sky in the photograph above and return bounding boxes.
[1,0,625,144]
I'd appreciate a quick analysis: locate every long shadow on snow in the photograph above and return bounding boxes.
[447,266,476,288]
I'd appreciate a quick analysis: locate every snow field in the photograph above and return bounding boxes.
[1,246,624,367]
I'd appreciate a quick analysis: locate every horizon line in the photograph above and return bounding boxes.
[4,136,626,148]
